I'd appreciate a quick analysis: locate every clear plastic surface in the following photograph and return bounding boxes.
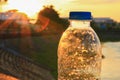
[58,23,102,80]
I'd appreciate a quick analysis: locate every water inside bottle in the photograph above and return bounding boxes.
[58,27,101,80]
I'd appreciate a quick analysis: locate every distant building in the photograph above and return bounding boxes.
[93,17,114,23]
[93,17,115,29]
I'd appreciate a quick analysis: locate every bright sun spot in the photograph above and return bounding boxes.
[3,0,45,19]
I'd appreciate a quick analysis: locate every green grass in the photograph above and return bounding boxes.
[1,34,59,79]
[27,34,61,79]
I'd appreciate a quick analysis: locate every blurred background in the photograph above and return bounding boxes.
[0,0,120,80]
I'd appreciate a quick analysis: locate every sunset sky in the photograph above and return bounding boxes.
[0,0,120,22]
[45,0,120,22]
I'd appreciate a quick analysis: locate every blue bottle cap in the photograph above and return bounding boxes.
[69,11,92,20]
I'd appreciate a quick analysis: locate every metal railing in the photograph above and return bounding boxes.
[0,47,55,80]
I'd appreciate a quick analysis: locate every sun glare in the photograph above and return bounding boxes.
[3,0,45,19]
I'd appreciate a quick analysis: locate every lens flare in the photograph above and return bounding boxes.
[3,0,45,19]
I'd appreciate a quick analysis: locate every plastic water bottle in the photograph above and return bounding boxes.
[58,11,102,80]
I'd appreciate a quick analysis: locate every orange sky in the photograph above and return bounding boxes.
[0,0,120,22]
[49,0,120,22]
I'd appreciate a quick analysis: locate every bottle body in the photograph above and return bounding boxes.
[58,20,102,80]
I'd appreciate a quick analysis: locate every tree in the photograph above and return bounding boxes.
[36,5,70,31]
[38,5,59,22]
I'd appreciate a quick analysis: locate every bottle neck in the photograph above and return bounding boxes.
[69,20,91,28]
